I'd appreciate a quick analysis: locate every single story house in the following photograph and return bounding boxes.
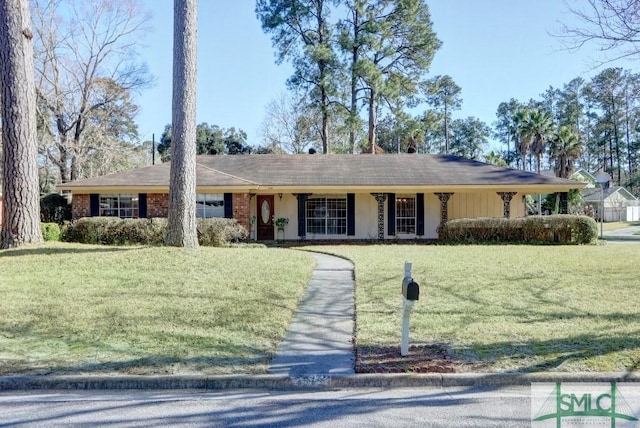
[571,168,639,222]
[57,154,585,241]
[582,186,639,222]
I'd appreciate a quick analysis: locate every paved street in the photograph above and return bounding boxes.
[0,386,530,427]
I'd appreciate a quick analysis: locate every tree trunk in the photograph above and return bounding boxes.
[0,0,43,248]
[611,94,621,184]
[625,92,633,177]
[321,84,329,154]
[166,0,198,248]
[317,1,329,154]
[349,6,359,154]
[368,88,377,153]
[444,102,449,154]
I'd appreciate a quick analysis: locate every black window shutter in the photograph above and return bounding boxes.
[138,194,147,218]
[416,193,424,236]
[224,193,233,218]
[347,193,355,236]
[90,194,100,217]
[297,194,307,237]
[387,193,396,236]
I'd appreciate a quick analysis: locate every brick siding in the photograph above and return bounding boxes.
[147,193,169,217]
[72,194,90,219]
[233,193,251,230]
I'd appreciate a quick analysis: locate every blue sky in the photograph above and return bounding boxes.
[134,0,636,150]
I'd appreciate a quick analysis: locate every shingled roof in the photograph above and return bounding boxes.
[58,154,585,192]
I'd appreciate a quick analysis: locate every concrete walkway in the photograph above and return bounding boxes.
[269,252,355,378]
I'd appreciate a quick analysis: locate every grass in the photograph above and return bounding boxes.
[303,245,640,373]
[602,221,640,231]
[0,242,314,375]
[2,242,639,375]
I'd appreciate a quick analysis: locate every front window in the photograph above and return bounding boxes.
[396,196,416,234]
[306,196,347,235]
[196,193,225,218]
[100,194,138,218]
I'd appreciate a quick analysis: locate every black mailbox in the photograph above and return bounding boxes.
[402,277,419,301]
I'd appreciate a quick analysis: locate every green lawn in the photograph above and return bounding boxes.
[602,221,640,231]
[2,242,639,375]
[0,243,314,375]
[304,245,640,373]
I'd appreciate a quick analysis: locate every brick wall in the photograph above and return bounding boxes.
[72,194,90,219]
[233,193,251,231]
[147,193,169,217]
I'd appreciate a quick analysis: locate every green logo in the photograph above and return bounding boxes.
[532,382,638,427]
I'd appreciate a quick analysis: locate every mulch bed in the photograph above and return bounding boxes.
[355,344,486,374]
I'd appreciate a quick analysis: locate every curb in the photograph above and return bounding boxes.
[1,372,639,391]
[604,236,640,241]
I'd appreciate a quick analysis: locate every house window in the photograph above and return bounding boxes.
[100,194,139,218]
[306,196,347,235]
[396,196,416,234]
[196,193,224,218]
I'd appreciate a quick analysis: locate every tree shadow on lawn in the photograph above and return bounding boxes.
[1,347,272,377]
[0,245,146,258]
[0,324,274,376]
[463,333,640,371]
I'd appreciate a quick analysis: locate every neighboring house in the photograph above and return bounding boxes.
[571,168,598,188]
[582,186,639,222]
[571,168,640,222]
[57,154,584,241]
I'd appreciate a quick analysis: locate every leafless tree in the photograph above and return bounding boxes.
[0,0,43,248]
[560,0,640,62]
[165,0,198,248]
[32,0,151,183]
[260,93,321,154]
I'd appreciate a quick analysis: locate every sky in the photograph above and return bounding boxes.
[134,0,637,150]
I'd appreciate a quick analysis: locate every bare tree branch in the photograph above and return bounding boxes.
[32,0,152,182]
[558,0,640,63]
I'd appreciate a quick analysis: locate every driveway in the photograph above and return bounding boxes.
[602,224,640,243]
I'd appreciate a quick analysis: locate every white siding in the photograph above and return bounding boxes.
[251,191,525,241]
[355,195,382,239]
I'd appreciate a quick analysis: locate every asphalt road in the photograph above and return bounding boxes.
[0,386,531,427]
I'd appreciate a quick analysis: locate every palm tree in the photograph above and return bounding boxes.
[528,108,554,174]
[513,109,533,171]
[548,125,583,214]
[549,125,582,179]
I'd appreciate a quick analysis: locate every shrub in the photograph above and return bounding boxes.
[62,217,124,245]
[41,222,62,241]
[62,217,248,246]
[111,218,166,245]
[197,218,248,246]
[40,193,72,224]
[439,215,597,244]
[568,215,598,244]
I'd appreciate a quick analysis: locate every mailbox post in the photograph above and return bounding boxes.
[401,261,419,356]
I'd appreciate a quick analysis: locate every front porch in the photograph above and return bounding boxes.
[245,190,534,242]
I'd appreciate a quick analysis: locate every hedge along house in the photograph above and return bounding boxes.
[57,154,585,241]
